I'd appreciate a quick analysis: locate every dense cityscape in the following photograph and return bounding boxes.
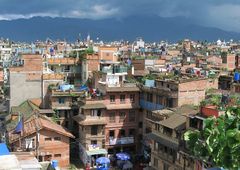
[0,36,239,170]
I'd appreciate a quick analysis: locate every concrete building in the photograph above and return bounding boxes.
[0,41,12,65]
[9,54,43,108]
[148,106,199,170]
[46,57,81,85]
[48,84,84,131]
[98,46,118,62]
[73,62,142,167]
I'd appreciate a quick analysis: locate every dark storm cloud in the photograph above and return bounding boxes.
[0,0,240,31]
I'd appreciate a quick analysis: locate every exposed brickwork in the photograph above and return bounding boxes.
[178,79,207,106]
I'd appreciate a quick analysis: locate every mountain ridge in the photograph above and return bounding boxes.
[0,16,239,42]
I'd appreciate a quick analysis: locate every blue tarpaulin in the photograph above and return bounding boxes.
[0,143,10,156]
[116,153,130,161]
[59,84,74,91]
[79,85,88,91]
[96,157,110,164]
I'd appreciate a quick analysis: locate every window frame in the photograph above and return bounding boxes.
[110,95,115,103]
[120,94,126,103]
[129,111,136,122]
[130,94,135,103]
[109,112,115,123]
[119,112,126,122]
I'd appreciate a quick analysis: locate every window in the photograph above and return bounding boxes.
[119,112,126,122]
[163,127,172,136]
[91,140,97,145]
[91,125,98,135]
[54,154,61,158]
[147,93,153,102]
[54,137,61,141]
[110,95,115,103]
[154,158,158,167]
[120,95,125,103]
[64,65,70,72]
[109,130,115,137]
[167,98,174,108]
[44,155,52,161]
[138,122,143,128]
[45,137,51,141]
[156,95,163,105]
[58,98,65,104]
[91,109,101,117]
[119,129,125,137]
[130,94,135,103]
[129,129,135,136]
[109,112,115,123]
[64,110,69,118]
[129,111,135,122]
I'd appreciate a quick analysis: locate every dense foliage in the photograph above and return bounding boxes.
[184,107,240,170]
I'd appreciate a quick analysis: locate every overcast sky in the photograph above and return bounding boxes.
[0,0,240,32]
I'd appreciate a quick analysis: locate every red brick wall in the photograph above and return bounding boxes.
[39,129,70,168]
[10,54,43,72]
[227,54,235,71]
[178,79,207,106]
[132,60,145,70]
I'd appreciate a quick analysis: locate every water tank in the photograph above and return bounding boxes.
[51,160,58,168]
[234,72,240,81]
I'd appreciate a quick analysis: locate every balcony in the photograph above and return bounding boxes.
[109,136,134,145]
[47,58,80,65]
[149,130,179,150]
[50,85,86,97]
[101,66,128,74]
[73,114,107,126]
[152,150,175,163]
[140,99,164,111]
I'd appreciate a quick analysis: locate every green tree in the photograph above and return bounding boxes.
[184,107,240,170]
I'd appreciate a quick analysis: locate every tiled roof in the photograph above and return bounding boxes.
[29,98,42,108]
[9,115,74,143]
[40,117,74,138]
[7,100,39,131]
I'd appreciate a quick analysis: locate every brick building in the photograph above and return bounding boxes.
[8,115,74,168]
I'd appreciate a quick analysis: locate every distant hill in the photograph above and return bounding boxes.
[0,16,239,42]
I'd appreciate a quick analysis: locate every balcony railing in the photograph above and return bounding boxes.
[140,99,164,111]
[109,136,134,145]
[101,66,128,74]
